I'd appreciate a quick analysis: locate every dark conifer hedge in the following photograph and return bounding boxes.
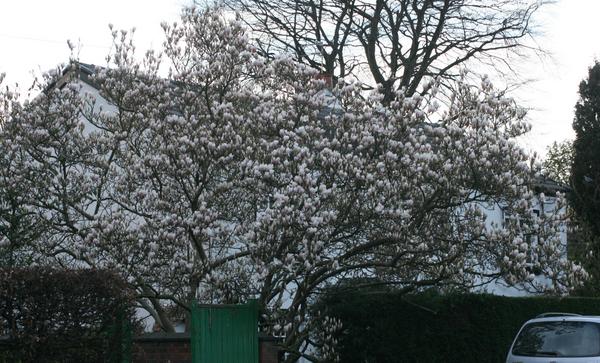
[317,289,600,363]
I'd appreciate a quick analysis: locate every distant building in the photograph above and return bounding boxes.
[477,175,571,296]
[55,62,575,302]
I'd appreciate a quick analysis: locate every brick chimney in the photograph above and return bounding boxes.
[315,73,333,88]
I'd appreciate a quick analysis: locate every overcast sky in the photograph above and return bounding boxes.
[515,0,600,157]
[0,0,189,85]
[1,0,598,157]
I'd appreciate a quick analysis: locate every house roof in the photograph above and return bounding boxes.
[533,175,571,195]
[45,61,101,93]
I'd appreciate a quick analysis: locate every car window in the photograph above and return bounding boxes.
[512,321,600,357]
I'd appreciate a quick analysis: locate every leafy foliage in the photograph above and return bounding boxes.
[572,62,600,236]
[542,140,572,186]
[0,268,134,362]
[560,62,600,297]
[316,288,600,363]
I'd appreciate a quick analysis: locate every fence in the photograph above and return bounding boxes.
[190,299,259,363]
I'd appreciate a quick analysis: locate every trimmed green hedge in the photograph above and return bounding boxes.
[319,290,600,363]
[0,268,134,363]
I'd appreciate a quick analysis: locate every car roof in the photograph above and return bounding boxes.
[525,316,600,324]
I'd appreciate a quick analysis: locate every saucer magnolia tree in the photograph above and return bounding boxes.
[0,79,48,267]
[0,8,586,361]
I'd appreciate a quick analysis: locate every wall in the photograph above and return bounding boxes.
[132,333,191,363]
[259,336,284,363]
[131,332,282,363]
[474,193,569,297]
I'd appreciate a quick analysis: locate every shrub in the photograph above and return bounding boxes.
[0,267,134,363]
[317,288,600,363]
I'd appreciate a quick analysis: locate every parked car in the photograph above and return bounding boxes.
[506,313,600,363]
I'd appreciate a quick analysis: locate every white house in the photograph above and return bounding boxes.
[476,175,571,296]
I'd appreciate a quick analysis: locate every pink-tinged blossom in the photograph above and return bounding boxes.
[0,7,587,361]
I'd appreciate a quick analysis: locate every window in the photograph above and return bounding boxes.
[512,321,600,357]
[503,207,542,274]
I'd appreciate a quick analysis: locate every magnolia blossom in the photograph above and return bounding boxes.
[0,7,587,362]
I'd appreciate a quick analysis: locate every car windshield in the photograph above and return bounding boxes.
[512,321,600,357]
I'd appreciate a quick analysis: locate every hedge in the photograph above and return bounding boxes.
[0,267,134,363]
[318,289,600,363]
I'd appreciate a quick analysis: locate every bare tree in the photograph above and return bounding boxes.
[220,0,545,103]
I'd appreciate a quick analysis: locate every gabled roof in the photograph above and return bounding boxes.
[46,61,101,93]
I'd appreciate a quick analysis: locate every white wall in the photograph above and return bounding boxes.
[475,194,568,297]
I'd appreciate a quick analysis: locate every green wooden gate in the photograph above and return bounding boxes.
[190,300,258,363]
